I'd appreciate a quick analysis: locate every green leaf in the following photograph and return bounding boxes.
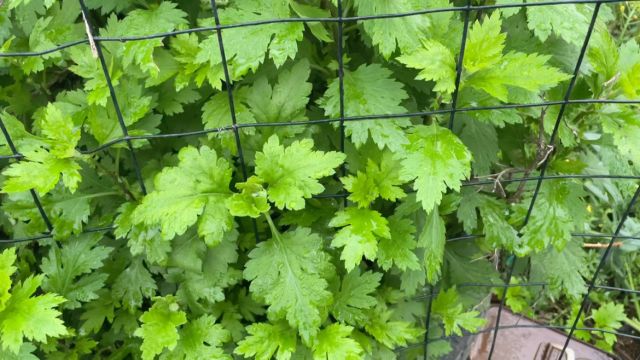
[459,119,499,175]
[115,2,188,76]
[40,103,80,158]
[526,0,590,46]
[461,14,570,102]
[341,152,406,208]
[530,240,588,299]
[202,90,256,135]
[329,207,390,271]
[364,307,423,349]
[193,1,303,87]
[600,105,640,168]
[235,321,297,360]
[244,226,333,342]
[319,64,410,151]
[255,135,345,210]
[431,288,485,336]
[0,260,67,353]
[464,51,571,102]
[331,269,381,325]
[591,303,626,351]
[397,39,456,95]
[133,145,234,246]
[134,296,187,360]
[400,124,472,213]
[353,0,431,58]
[226,176,270,218]
[113,258,157,312]
[418,209,446,284]
[464,13,506,73]
[40,234,112,309]
[0,343,39,360]
[312,324,363,360]
[245,60,312,126]
[0,248,17,312]
[377,214,420,271]
[521,181,586,252]
[164,315,230,360]
[2,148,81,195]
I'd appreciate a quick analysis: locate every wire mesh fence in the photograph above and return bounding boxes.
[0,0,639,359]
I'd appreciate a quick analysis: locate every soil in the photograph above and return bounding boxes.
[614,326,640,360]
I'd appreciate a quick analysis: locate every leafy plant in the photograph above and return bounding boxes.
[0,0,639,358]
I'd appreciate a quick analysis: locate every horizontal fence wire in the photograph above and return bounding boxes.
[0,0,639,359]
[2,99,639,161]
[0,0,638,59]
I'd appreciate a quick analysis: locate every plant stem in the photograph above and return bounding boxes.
[264,212,281,244]
[624,260,640,318]
[619,6,637,42]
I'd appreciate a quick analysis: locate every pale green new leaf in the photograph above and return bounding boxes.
[464,52,571,102]
[341,152,406,208]
[163,315,230,360]
[2,149,81,194]
[464,13,505,73]
[0,248,17,312]
[132,146,234,246]
[312,324,363,360]
[432,288,485,336]
[377,214,420,271]
[591,303,626,351]
[364,307,423,349]
[134,296,187,360]
[225,176,270,218]
[40,103,80,158]
[319,64,410,151]
[329,208,391,271]
[461,14,570,102]
[244,227,333,342]
[400,124,472,213]
[0,259,67,354]
[255,135,345,210]
[235,322,297,360]
[398,39,456,95]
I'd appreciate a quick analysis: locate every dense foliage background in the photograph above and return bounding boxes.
[0,0,639,358]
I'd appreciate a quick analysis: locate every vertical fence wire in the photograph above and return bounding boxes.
[209,0,260,242]
[486,3,603,358]
[336,0,348,208]
[422,284,436,360]
[447,0,472,130]
[425,1,472,357]
[559,184,640,358]
[78,0,147,196]
[0,118,53,232]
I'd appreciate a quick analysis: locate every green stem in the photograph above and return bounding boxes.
[624,260,640,317]
[115,148,121,179]
[624,317,640,333]
[619,6,637,42]
[264,212,281,244]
